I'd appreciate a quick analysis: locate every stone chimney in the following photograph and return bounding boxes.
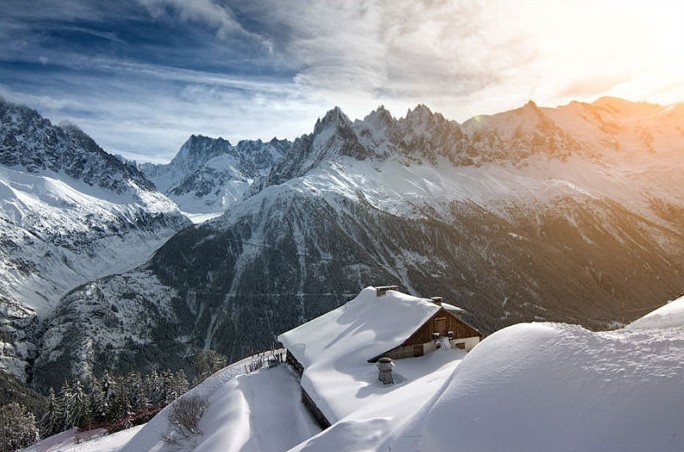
[375,285,399,297]
[377,357,394,385]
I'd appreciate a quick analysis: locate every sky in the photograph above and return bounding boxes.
[1,0,682,163]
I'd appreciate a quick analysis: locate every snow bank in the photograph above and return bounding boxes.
[392,319,684,452]
[121,356,319,452]
[627,295,684,330]
[25,426,143,452]
[105,297,684,452]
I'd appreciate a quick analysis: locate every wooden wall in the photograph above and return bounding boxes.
[402,308,482,346]
[369,308,483,361]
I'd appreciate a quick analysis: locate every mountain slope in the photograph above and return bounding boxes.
[33,98,684,388]
[0,98,190,382]
[141,135,289,215]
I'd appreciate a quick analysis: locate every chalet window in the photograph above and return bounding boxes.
[434,317,447,336]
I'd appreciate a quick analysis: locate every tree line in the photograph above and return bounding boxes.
[0,350,227,451]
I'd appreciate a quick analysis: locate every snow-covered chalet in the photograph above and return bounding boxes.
[278,286,483,428]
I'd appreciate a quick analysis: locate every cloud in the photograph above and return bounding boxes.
[2,0,682,164]
[227,1,542,119]
[138,0,273,51]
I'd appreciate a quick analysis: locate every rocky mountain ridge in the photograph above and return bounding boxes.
[141,134,289,214]
[31,97,684,390]
[0,98,190,383]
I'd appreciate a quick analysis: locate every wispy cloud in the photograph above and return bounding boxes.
[138,0,273,51]
[1,0,682,163]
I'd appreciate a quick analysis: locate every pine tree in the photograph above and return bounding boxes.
[145,368,163,406]
[192,350,227,385]
[86,376,106,425]
[58,380,75,431]
[71,380,92,429]
[107,379,131,425]
[126,372,148,413]
[161,370,178,404]
[101,371,117,422]
[0,403,39,451]
[40,388,62,437]
[173,370,189,398]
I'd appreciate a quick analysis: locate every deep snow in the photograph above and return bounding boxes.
[65,295,684,452]
[120,353,320,452]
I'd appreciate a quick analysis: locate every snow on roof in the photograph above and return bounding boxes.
[278,287,441,368]
[277,286,459,423]
[441,301,466,314]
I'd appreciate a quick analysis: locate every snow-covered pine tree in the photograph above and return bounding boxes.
[86,375,106,424]
[161,369,178,404]
[0,403,39,450]
[40,388,63,436]
[126,372,148,413]
[101,371,117,422]
[57,381,74,431]
[107,381,131,426]
[192,350,227,386]
[70,380,92,429]
[173,370,189,399]
[145,368,163,406]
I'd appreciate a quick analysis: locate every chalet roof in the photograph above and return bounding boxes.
[277,286,473,424]
[278,287,441,368]
[441,301,466,315]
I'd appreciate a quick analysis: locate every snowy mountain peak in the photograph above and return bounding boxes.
[314,106,352,134]
[0,100,190,382]
[170,134,233,172]
[361,105,395,128]
[0,98,155,194]
[141,134,289,214]
[592,96,658,113]
[407,103,434,118]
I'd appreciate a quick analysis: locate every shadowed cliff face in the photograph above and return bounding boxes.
[34,188,684,390]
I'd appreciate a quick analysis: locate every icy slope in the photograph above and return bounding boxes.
[141,135,289,214]
[0,166,183,316]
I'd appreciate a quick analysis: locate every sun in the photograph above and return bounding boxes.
[515,0,684,105]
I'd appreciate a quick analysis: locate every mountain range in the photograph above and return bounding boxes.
[140,135,289,216]
[1,95,683,392]
[0,98,190,383]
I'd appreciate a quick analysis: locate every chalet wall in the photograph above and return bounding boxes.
[286,350,304,376]
[451,336,480,351]
[369,308,482,362]
[402,308,482,347]
[301,387,331,429]
[379,339,440,360]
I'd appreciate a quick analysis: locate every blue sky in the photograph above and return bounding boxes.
[1,0,682,163]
